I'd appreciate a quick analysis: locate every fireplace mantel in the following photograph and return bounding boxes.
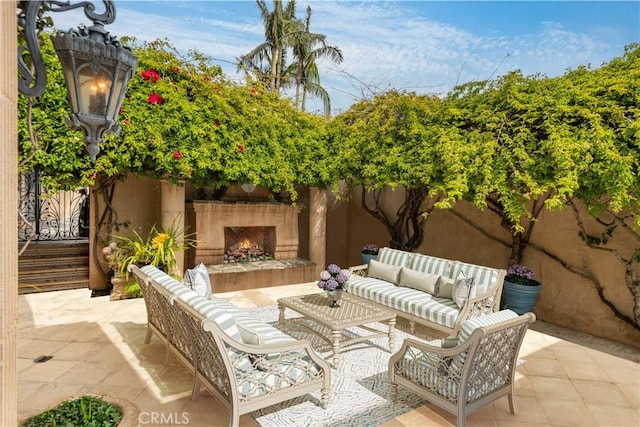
[187,201,304,265]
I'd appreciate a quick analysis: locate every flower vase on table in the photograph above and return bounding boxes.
[326,289,343,307]
[317,264,351,308]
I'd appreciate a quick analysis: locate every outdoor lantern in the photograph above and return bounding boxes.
[18,0,137,160]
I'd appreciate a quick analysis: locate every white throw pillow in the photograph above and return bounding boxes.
[441,338,459,348]
[368,259,402,284]
[185,263,212,298]
[434,276,454,298]
[236,321,264,345]
[452,270,475,308]
[397,268,439,294]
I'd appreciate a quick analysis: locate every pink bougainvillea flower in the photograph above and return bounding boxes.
[147,93,164,105]
[172,151,183,159]
[123,119,131,126]
[118,106,124,115]
[238,145,245,153]
[141,69,160,82]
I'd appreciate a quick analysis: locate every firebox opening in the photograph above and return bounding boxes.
[224,226,275,263]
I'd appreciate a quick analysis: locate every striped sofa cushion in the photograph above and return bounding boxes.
[377,247,411,267]
[208,297,244,315]
[140,265,193,299]
[140,264,176,286]
[455,262,500,295]
[458,309,519,342]
[234,314,297,345]
[201,306,242,342]
[345,276,460,329]
[406,253,455,277]
[448,309,519,372]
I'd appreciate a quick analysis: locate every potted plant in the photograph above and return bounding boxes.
[103,238,146,300]
[108,220,196,299]
[360,243,379,265]
[501,264,542,315]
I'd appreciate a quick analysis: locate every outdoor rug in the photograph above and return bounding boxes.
[246,305,433,427]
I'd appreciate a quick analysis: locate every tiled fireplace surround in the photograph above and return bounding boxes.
[186,201,316,292]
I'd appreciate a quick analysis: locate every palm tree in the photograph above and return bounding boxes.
[237,0,298,93]
[288,6,343,116]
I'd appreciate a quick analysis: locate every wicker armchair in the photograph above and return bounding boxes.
[389,310,535,427]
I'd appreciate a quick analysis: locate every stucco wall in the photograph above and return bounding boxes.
[88,179,640,347]
[331,187,640,348]
[91,180,316,288]
[88,176,161,290]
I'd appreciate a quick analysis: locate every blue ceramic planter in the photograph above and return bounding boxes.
[501,279,542,315]
[360,252,378,265]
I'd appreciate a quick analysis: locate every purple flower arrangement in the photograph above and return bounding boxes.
[506,264,536,286]
[361,243,379,255]
[317,264,351,291]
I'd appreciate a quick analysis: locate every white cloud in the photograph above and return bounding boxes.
[49,1,632,113]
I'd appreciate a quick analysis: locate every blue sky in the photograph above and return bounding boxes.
[53,1,640,114]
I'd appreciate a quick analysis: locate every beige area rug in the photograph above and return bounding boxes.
[246,305,432,427]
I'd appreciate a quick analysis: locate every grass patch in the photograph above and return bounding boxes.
[22,395,123,427]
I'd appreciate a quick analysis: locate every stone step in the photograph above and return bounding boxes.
[18,240,89,294]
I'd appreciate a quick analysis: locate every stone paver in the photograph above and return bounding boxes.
[17,285,640,427]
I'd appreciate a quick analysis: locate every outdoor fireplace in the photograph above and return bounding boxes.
[188,201,303,265]
[224,226,275,263]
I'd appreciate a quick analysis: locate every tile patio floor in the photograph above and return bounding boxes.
[18,283,640,426]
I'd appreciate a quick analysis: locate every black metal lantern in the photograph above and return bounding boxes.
[18,1,137,160]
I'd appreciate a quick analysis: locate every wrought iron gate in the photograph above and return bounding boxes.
[18,170,89,241]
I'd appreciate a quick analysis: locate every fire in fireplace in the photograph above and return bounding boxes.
[224,226,275,263]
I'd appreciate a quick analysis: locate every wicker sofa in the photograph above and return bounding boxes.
[345,247,507,336]
[128,264,331,427]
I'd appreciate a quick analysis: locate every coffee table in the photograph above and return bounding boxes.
[277,292,396,367]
